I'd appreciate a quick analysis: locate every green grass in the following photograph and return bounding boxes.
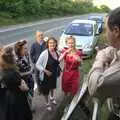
[82,58,94,73]
[101,102,109,120]
[0,13,64,27]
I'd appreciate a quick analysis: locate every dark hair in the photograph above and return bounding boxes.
[108,7,120,30]
[46,37,58,50]
[14,40,27,57]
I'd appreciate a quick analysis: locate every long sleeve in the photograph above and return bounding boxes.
[36,50,48,81]
[88,46,119,98]
[36,53,44,72]
[87,48,110,96]
[30,43,36,64]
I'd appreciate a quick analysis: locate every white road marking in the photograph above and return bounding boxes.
[0,16,77,33]
[4,25,64,47]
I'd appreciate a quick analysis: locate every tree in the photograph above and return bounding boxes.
[100,5,111,13]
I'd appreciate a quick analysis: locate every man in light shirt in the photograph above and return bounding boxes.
[88,7,120,120]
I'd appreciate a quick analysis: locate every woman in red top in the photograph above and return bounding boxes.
[59,36,82,96]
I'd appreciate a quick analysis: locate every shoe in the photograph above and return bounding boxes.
[46,106,52,111]
[45,103,52,111]
[31,108,36,113]
[50,97,57,105]
[52,99,57,105]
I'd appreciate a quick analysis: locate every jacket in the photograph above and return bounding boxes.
[30,41,46,64]
[87,46,120,117]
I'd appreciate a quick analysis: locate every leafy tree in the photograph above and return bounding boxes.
[0,0,111,24]
[100,5,111,13]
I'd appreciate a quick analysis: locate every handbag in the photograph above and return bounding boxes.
[57,65,62,77]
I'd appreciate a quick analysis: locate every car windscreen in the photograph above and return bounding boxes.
[64,23,93,36]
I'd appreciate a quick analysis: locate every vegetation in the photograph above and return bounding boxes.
[0,0,110,26]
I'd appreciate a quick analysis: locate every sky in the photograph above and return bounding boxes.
[93,0,120,9]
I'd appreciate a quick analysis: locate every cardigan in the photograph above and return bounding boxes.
[36,49,48,81]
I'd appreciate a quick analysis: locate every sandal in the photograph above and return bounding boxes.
[45,103,52,111]
[50,97,57,105]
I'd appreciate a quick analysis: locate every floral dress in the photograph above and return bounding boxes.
[16,55,34,97]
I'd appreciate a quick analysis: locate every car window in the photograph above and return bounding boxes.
[89,16,103,23]
[64,23,93,36]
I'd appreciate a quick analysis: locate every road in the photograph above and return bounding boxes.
[0,13,105,120]
[0,15,85,46]
[0,13,105,46]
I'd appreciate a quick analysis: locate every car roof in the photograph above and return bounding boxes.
[71,19,96,24]
[88,15,103,19]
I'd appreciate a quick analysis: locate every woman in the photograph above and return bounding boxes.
[14,40,34,109]
[0,46,32,120]
[59,36,82,96]
[36,37,60,111]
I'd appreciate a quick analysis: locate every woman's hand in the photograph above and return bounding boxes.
[44,69,52,76]
[74,55,82,62]
[19,80,29,91]
[59,48,72,61]
[65,48,72,54]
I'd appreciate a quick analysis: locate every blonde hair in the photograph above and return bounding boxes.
[65,35,76,44]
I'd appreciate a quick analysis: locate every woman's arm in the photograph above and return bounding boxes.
[74,55,82,62]
[20,68,33,76]
[59,49,71,61]
[36,50,49,72]
[36,52,45,72]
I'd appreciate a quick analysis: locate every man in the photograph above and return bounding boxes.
[88,7,120,119]
[30,31,46,94]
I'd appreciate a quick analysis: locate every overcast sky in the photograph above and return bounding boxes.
[93,0,120,9]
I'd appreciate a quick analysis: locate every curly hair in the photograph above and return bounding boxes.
[14,40,27,57]
[46,37,58,50]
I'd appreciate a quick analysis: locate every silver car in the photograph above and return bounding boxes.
[58,19,100,57]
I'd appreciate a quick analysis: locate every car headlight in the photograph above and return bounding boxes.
[84,44,93,49]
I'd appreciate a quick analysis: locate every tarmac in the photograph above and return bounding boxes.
[32,75,64,120]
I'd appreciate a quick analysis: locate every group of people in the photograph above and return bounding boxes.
[33,32,82,111]
[0,29,82,119]
[1,6,120,120]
